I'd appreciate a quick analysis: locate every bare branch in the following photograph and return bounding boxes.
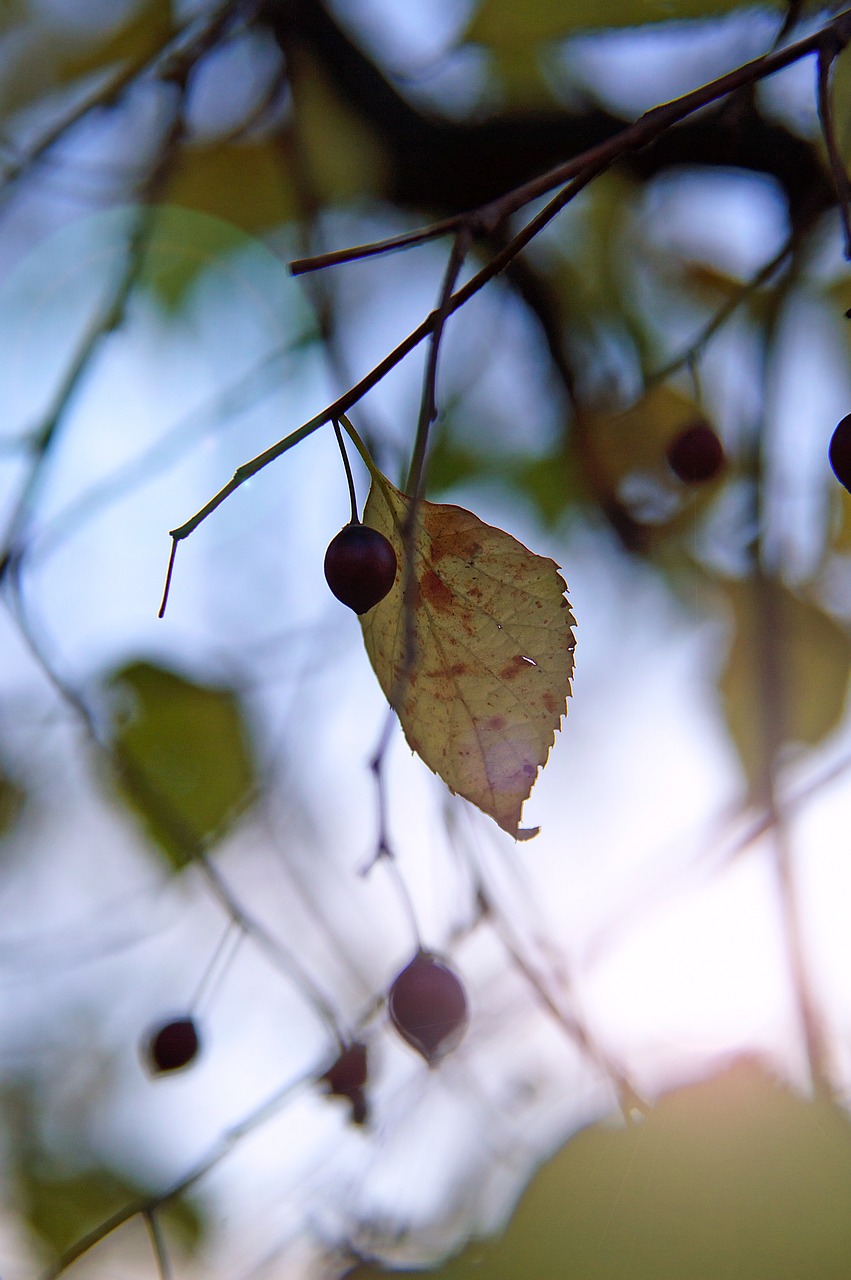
[288,10,851,277]
[290,217,464,276]
[648,233,798,386]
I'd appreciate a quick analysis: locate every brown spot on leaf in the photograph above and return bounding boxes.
[487,716,506,731]
[421,569,454,612]
[500,654,528,681]
[449,663,469,677]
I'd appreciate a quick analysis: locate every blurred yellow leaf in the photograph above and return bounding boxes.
[58,0,174,82]
[678,259,746,301]
[351,1058,851,1280]
[586,385,719,497]
[466,0,764,47]
[719,577,851,792]
[165,140,297,235]
[289,51,384,203]
[361,479,576,837]
[0,758,24,838]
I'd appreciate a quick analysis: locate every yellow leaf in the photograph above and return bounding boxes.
[466,0,762,47]
[360,479,576,837]
[58,0,174,82]
[165,141,297,235]
[590,385,702,483]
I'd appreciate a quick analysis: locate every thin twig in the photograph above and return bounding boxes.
[4,559,345,1043]
[363,709,423,949]
[482,884,646,1120]
[647,233,797,385]
[289,11,851,278]
[162,159,607,584]
[166,11,851,569]
[290,216,465,276]
[187,919,244,1015]
[817,39,851,259]
[1,80,189,582]
[144,1210,174,1280]
[0,0,256,213]
[406,227,471,500]
[39,1065,316,1280]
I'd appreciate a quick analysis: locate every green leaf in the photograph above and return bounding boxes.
[139,204,284,313]
[516,451,577,527]
[106,660,257,870]
[352,1058,851,1280]
[466,0,773,47]
[19,1162,202,1259]
[719,577,851,794]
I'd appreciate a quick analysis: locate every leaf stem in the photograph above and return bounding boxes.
[333,419,360,523]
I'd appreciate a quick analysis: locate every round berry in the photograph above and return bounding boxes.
[666,421,725,484]
[388,952,468,1066]
[829,415,851,493]
[144,1016,200,1075]
[324,523,397,615]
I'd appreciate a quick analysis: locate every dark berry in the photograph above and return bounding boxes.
[144,1016,200,1075]
[666,421,725,484]
[320,1042,370,1126]
[324,523,397,614]
[322,1042,368,1096]
[388,952,468,1066]
[347,1088,368,1126]
[829,415,851,493]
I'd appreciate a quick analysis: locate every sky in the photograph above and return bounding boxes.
[2,3,851,1279]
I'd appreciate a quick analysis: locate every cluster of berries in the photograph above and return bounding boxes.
[143,953,468,1124]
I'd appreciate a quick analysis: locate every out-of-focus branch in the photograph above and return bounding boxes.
[0,0,257,212]
[0,82,188,582]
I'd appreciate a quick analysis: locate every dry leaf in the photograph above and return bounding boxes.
[361,478,576,837]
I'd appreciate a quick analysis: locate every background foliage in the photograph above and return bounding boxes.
[3,0,851,1277]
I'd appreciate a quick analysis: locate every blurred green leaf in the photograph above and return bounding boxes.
[351,1059,851,1280]
[516,451,577,527]
[106,659,257,870]
[427,434,486,495]
[719,577,851,793]
[466,0,771,46]
[19,1162,202,1258]
[427,432,578,528]
[138,204,282,312]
